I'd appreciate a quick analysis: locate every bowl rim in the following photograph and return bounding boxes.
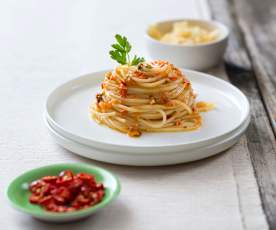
[145,18,229,48]
[6,163,121,220]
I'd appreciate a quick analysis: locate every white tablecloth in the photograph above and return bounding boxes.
[0,0,268,229]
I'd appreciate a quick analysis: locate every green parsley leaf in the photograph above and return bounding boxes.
[109,34,145,66]
[111,44,125,52]
[109,50,126,65]
[131,55,145,65]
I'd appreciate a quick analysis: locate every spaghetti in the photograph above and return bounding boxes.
[90,60,213,137]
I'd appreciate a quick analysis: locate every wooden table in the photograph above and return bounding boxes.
[0,0,275,229]
[209,0,276,229]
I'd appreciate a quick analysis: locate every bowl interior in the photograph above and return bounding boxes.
[7,163,120,219]
[147,19,228,45]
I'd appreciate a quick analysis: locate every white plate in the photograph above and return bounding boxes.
[46,69,250,153]
[46,117,250,166]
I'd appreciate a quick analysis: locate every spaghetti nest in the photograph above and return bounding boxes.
[91,60,213,137]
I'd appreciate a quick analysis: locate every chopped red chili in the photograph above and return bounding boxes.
[170,76,178,81]
[183,79,190,84]
[29,170,105,213]
[175,120,181,126]
[119,81,127,97]
[120,109,128,116]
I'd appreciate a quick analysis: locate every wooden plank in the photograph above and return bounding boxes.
[209,0,276,228]
[232,0,276,136]
[207,0,251,69]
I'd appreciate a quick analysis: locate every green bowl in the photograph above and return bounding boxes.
[6,163,121,223]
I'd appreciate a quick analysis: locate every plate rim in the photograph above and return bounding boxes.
[46,115,250,155]
[45,116,250,165]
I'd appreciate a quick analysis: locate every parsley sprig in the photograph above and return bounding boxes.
[109,34,145,66]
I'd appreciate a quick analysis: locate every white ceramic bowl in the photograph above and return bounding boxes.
[145,19,229,70]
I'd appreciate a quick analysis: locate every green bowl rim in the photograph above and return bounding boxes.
[6,163,121,219]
